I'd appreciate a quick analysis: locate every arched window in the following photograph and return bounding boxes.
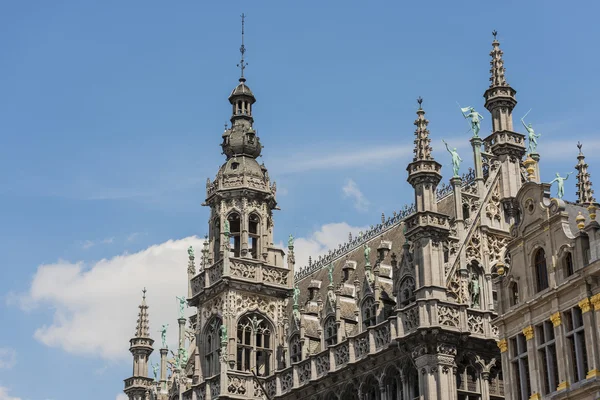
[534,249,549,292]
[362,297,377,329]
[289,334,302,363]
[248,213,260,260]
[213,219,220,260]
[383,369,399,400]
[399,277,416,306]
[361,375,380,400]
[324,317,337,347]
[228,213,241,258]
[564,252,574,277]
[203,318,222,378]
[463,203,471,220]
[236,314,272,376]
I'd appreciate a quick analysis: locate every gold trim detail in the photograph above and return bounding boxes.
[523,325,534,341]
[497,339,508,353]
[550,312,561,327]
[557,381,569,391]
[586,369,599,379]
[590,293,600,311]
[579,298,591,313]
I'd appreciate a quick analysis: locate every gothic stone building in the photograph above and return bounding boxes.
[123,32,600,400]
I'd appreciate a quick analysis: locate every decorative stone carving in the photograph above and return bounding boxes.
[298,359,311,386]
[438,305,460,328]
[550,312,561,327]
[230,260,257,279]
[466,229,481,262]
[334,343,350,367]
[374,324,391,349]
[280,370,293,394]
[485,183,502,222]
[262,266,288,285]
[315,352,330,377]
[522,325,534,340]
[467,311,484,335]
[227,375,247,395]
[353,334,369,360]
[402,307,419,332]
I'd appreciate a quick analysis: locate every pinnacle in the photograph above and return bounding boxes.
[134,288,151,338]
[489,33,509,88]
[575,142,596,205]
[412,98,433,162]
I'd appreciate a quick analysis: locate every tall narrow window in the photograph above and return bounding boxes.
[534,249,549,292]
[228,213,241,258]
[463,203,470,220]
[203,318,222,378]
[537,321,558,395]
[324,317,337,346]
[509,282,519,307]
[564,252,574,277]
[510,333,531,400]
[213,220,220,260]
[248,214,260,260]
[236,314,272,376]
[361,297,377,328]
[564,307,588,382]
[289,334,302,363]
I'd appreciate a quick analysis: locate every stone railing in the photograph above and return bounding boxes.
[123,377,153,389]
[294,204,416,281]
[191,258,289,299]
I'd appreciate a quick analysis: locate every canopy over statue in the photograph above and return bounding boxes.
[442,139,463,177]
[460,106,484,138]
[550,172,573,199]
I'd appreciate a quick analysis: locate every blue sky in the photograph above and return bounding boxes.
[1,1,599,400]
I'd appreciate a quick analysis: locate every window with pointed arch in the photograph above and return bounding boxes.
[289,334,302,364]
[248,213,260,260]
[236,313,272,376]
[324,316,337,347]
[361,374,380,400]
[228,213,241,258]
[203,317,222,378]
[362,296,377,329]
[399,277,416,307]
[534,248,549,292]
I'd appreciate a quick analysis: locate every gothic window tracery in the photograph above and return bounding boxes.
[289,334,302,363]
[534,248,549,292]
[203,317,222,378]
[236,313,272,376]
[399,277,416,307]
[324,317,337,347]
[361,296,377,329]
[361,375,380,400]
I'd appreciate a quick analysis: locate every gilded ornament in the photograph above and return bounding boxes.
[578,298,591,313]
[576,212,586,230]
[496,339,508,353]
[590,293,600,311]
[522,325,534,340]
[549,312,561,327]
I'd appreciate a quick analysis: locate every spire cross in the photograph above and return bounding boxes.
[237,13,248,78]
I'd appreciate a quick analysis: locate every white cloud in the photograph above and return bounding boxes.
[17,237,203,361]
[115,394,128,400]
[293,222,368,269]
[342,179,369,211]
[80,237,115,250]
[0,348,16,369]
[126,232,147,243]
[0,386,21,400]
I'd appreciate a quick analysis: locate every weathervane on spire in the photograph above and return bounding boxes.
[142,287,147,300]
[237,13,248,79]
[492,30,498,40]
[417,96,423,110]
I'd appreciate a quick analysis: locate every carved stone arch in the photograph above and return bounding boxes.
[381,364,401,400]
[202,315,223,378]
[360,295,377,329]
[323,315,337,347]
[235,312,274,376]
[288,332,302,363]
[339,381,359,400]
[398,276,416,306]
[359,373,380,400]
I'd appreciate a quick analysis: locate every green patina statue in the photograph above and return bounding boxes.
[443,139,462,177]
[223,219,230,237]
[293,283,300,307]
[159,324,169,348]
[176,296,186,319]
[550,172,573,199]
[521,110,541,154]
[460,106,484,138]
[220,324,228,344]
[327,263,334,284]
[152,362,159,381]
[187,245,194,259]
[288,234,294,248]
[364,243,371,267]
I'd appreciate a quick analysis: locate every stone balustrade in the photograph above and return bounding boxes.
[190,258,289,299]
[123,376,153,390]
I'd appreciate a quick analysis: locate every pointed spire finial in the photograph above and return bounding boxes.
[142,287,147,300]
[237,13,248,80]
[492,30,498,40]
[412,99,432,161]
[135,287,151,338]
[417,96,423,110]
[489,32,508,87]
[575,142,596,205]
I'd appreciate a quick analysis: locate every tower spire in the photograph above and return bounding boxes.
[413,97,433,161]
[237,13,248,81]
[575,142,596,205]
[489,30,508,88]
[135,287,150,337]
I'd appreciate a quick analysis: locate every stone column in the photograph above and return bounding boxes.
[451,177,465,238]
[160,348,168,393]
[523,325,542,399]
[550,312,569,392]
[178,318,186,350]
[470,136,485,195]
[413,344,457,400]
[579,298,600,379]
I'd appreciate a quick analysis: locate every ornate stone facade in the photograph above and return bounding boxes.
[122,28,600,400]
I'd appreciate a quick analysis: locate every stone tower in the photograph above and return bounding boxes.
[188,15,292,399]
[483,32,527,220]
[124,289,154,400]
[575,142,596,206]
